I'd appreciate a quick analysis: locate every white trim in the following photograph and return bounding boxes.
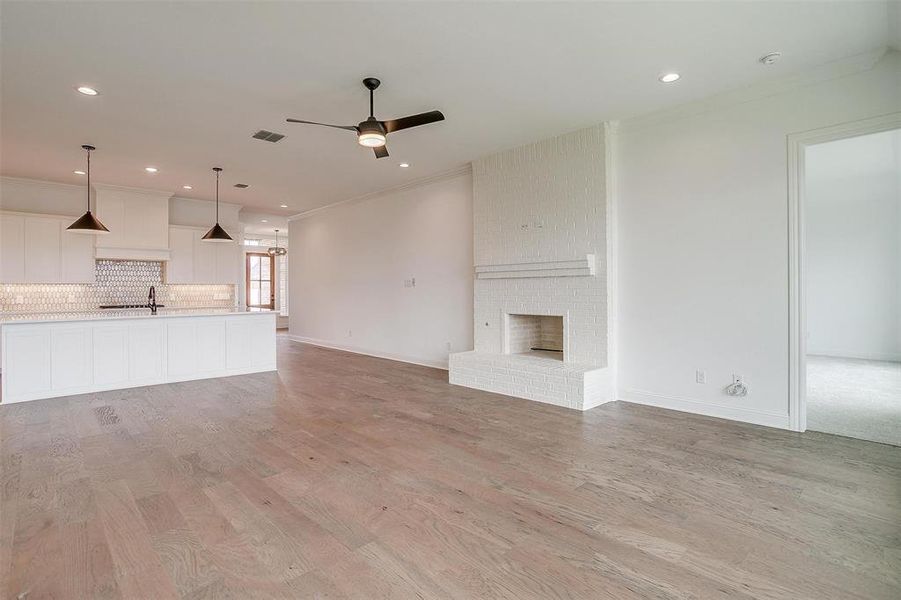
[620,49,887,133]
[288,335,448,370]
[92,182,176,199]
[604,120,619,389]
[621,388,791,430]
[808,351,901,363]
[787,111,901,432]
[0,175,85,192]
[288,165,472,222]
[474,255,595,279]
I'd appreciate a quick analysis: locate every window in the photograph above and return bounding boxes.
[246,252,274,309]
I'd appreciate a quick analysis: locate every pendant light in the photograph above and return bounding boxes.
[267,229,287,256]
[67,145,110,234]
[201,167,233,242]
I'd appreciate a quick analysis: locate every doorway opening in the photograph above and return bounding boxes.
[791,116,901,445]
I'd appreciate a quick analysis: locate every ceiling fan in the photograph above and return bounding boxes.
[286,77,444,159]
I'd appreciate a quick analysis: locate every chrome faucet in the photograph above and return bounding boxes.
[148,285,157,314]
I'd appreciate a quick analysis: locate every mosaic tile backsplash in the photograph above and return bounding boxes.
[0,260,235,314]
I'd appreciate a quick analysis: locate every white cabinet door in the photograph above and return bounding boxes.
[167,227,195,283]
[93,326,129,386]
[24,216,61,283]
[193,230,217,283]
[129,322,164,382]
[167,321,197,377]
[250,318,276,367]
[51,326,93,390]
[61,221,96,283]
[95,194,126,250]
[225,319,254,369]
[196,319,226,372]
[4,328,51,398]
[215,242,238,284]
[0,214,25,282]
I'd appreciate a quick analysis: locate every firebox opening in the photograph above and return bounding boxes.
[506,314,564,361]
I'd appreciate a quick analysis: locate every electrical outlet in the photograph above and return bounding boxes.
[732,373,744,385]
[446,341,452,352]
[696,369,707,384]
[404,279,413,288]
[347,329,352,338]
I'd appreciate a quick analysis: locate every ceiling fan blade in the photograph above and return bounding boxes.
[381,110,444,134]
[286,118,357,132]
[373,145,389,159]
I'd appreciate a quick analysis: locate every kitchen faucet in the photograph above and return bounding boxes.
[148,285,157,314]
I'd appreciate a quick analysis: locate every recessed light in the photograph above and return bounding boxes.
[182,185,192,190]
[759,52,782,65]
[261,219,268,223]
[76,86,99,96]
[145,166,158,173]
[73,170,86,175]
[658,73,680,83]
[280,204,288,208]
[399,163,410,168]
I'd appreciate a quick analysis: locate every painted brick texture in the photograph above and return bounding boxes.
[450,124,613,410]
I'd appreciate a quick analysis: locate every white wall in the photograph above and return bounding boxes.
[616,50,901,429]
[806,129,901,361]
[288,171,473,368]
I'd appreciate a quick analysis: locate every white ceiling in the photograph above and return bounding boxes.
[0,1,892,215]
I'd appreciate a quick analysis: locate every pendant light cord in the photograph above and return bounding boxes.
[86,148,91,212]
[215,168,220,222]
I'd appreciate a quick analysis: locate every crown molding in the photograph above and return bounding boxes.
[619,48,890,134]
[92,182,176,199]
[0,175,84,192]
[289,164,472,222]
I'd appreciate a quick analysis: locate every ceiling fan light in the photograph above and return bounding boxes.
[358,132,386,147]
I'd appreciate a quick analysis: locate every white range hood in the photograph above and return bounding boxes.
[93,184,173,261]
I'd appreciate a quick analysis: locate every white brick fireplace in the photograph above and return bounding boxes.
[449,125,614,410]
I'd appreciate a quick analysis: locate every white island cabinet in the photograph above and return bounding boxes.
[1,310,276,403]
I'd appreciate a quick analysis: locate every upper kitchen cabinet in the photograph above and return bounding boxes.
[0,212,96,283]
[94,185,172,261]
[167,225,239,285]
[0,213,25,282]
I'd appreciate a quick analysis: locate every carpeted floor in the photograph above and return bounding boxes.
[807,355,901,446]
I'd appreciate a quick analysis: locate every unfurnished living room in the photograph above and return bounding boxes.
[0,1,899,599]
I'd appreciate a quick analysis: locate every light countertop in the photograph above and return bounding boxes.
[0,307,276,325]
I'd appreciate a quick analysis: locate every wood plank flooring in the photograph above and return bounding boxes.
[1,335,899,599]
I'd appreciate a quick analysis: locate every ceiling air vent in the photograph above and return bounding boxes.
[234,183,249,189]
[252,130,285,143]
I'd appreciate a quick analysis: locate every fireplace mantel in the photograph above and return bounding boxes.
[474,254,596,279]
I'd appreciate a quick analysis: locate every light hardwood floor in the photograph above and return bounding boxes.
[1,336,899,599]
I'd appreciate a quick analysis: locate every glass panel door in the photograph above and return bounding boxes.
[246,252,274,309]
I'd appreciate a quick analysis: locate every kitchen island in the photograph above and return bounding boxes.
[1,308,276,403]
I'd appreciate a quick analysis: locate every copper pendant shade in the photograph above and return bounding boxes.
[67,145,110,234]
[201,167,233,242]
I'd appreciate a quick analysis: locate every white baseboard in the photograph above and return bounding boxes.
[808,351,901,363]
[288,335,449,370]
[620,388,791,430]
